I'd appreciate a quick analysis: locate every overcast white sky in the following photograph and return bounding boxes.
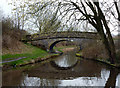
[0,0,119,35]
[0,0,12,17]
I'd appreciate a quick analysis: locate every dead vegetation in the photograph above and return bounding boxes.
[81,39,120,63]
[2,18,28,55]
[82,40,109,60]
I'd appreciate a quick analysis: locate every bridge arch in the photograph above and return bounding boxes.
[25,32,99,52]
[49,39,70,52]
[48,39,84,52]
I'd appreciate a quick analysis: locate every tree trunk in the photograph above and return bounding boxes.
[98,28,115,64]
[105,68,119,88]
[100,9,116,64]
[95,2,116,64]
[71,1,116,64]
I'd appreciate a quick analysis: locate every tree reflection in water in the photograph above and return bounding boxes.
[20,66,120,87]
[21,74,61,86]
[105,68,119,88]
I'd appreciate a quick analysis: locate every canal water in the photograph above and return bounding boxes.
[2,49,120,87]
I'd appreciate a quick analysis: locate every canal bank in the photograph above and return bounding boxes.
[2,44,76,70]
[76,51,120,69]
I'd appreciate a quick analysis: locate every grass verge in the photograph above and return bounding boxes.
[2,44,58,66]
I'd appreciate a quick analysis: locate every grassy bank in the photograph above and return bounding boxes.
[2,44,76,69]
[2,44,59,66]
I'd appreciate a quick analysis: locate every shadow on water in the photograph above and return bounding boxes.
[2,49,120,87]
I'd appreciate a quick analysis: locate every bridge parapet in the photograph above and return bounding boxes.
[26,31,100,41]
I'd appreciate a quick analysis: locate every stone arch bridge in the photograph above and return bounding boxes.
[25,31,100,52]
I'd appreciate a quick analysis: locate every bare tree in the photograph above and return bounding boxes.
[114,0,120,50]
[55,0,120,64]
[10,0,119,63]
[24,1,62,33]
[10,0,27,30]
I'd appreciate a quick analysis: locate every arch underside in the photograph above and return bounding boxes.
[49,40,69,52]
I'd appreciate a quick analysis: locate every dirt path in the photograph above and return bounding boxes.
[61,47,76,52]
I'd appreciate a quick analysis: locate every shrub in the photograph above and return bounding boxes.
[82,40,109,60]
[2,17,27,54]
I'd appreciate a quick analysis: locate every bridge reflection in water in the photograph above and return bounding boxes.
[26,50,102,79]
[2,49,120,87]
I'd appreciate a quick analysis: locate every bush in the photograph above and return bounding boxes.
[82,40,109,60]
[2,17,27,54]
